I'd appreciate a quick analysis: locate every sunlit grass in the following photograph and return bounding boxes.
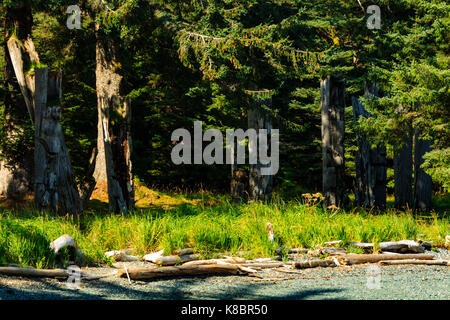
[0,195,448,269]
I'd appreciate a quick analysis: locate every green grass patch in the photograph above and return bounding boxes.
[0,198,448,268]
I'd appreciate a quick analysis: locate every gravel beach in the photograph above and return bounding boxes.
[1,250,448,300]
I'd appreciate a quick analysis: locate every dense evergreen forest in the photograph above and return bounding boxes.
[0,0,448,214]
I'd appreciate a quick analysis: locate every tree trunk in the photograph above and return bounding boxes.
[32,68,83,215]
[0,5,34,198]
[352,84,386,209]
[321,76,346,208]
[93,25,134,214]
[5,5,82,215]
[414,131,432,211]
[394,132,413,209]
[247,93,273,202]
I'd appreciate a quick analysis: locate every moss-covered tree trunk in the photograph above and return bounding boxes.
[321,76,345,208]
[92,25,134,214]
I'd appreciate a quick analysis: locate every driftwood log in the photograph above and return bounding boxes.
[183,257,246,266]
[293,259,337,269]
[174,248,194,256]
[105,249,140,262]
[155,254,199,266]
[378,259,448,266]
[338,254,434,265]
[347,240,425,253]
[117,264,252,280]
[0,267,69,278]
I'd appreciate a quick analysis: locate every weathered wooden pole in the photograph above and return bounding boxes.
[352,84,386,209]
[414,131,432,211]
[6,9,82,215]
[247,90,274,202]
[32,69,83,215]
[321,76,346,208]
[92,24,134,214]
[394,131,413,209]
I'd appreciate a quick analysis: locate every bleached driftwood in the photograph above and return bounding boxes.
[183,257,246,266]
[324,240,342,246]
[347,240,425,253]
[50,234,76,253]
[378,259,448,266]
[117,264,253,280]
[143,250,164,263]
[155,254,199,266]
[379,240,425,253]
[105,249,140,262]
[293,259,337,269]
[0,267,69,278]
[338,253,434,265]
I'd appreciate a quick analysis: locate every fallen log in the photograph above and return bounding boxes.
[0,267,69,278]
[174,248,194,256]
[155,254,199,266]
[293,260,336,269]
[117,264,251,280]
[105,250,140,262]
[338,254,434,265]
[143,250,164,263]
[378,259,448,266]
[183,257,246,266]
[348,240,425,253]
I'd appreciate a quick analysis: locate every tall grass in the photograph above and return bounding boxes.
[0,199,448,268]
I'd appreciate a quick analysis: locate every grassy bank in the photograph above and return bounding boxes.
[0,193,448,269]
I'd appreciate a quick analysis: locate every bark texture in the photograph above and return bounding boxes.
[93,25,134,213]
[352,84,386,209]
[32,69,82,215]
[394,132,413,209]
[321,76,345,207]
[414,131,432,211]
[248,95,273,202]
